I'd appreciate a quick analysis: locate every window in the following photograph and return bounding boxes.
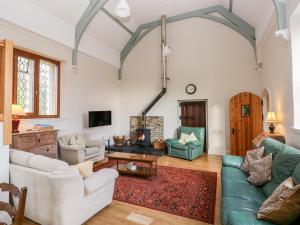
[13,49,60,118]
[290,3,300,129]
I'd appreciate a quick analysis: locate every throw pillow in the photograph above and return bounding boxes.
[186,132,198,143]
[241,147,264,173]
[69,135,86,149]
[71,161,94,179]
[248,153,272,186]
[257,177,300,225]
[179,133,189,144]
[69,136,76,145]
[76,134,86,148]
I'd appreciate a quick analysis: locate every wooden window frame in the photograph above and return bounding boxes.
[13,49,60,119]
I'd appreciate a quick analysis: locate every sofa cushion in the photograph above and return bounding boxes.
[262,138,284,156]
[222,196,261,225]
[84,168,119,195]
[227,212,274,225]
[28,155,70,172]
[262,151,300,197]
[222,155,244,169]
[293,162,300,185]
[272,152,300,184]
[222,179,266,205]
[222,166,248,181]
[262,181,278,198]
[9,149,34,167]
[172,143,188,150]
[84,147,100,156]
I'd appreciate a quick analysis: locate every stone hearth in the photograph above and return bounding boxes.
[130,116,164,143]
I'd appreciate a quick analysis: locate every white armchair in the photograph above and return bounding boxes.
[58,133,105,165]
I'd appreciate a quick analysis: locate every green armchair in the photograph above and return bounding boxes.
[166,126,205,160]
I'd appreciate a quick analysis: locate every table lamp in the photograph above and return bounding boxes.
[266,112,278,134]
[12,104,26,133]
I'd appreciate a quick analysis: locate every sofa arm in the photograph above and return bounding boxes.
[86,139,105,148]
[222,155,244,168]
[60,145,86,165]
[228,212,274,225]
[166,138,179,146]
[84,168,119,195]
[48,171,85,203]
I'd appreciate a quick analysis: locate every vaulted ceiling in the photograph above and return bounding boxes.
[27,0,274,52]
[0,0,277,67]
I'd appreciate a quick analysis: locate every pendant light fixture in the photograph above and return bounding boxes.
[115,0,131,18]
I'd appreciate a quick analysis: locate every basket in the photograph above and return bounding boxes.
[153,140,166,150]
[113,135,126,147]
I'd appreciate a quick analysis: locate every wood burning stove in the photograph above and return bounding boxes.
[135,128,151,147]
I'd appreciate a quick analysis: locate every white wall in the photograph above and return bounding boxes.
[259,2,300,149]
[120,18,262,154]
[0,123,10,223]
[0,20,121,141]
[290,3,300,130]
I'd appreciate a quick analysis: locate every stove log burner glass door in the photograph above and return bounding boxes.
[135,128,151,147]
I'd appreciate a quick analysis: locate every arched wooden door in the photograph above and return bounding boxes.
[229,92,263,156]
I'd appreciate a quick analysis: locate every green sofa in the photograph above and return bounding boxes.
[166,126,205,160]
[221,138,300,225]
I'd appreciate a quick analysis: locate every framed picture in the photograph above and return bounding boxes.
[241,105,250,117]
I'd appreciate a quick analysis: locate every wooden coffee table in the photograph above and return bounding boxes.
[107,152,159,177]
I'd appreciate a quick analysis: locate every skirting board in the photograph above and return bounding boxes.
[208,148,228,155]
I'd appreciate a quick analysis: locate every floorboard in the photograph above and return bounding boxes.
[24,154,222,225]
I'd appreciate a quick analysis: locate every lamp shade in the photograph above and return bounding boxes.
[266,112,278,123]
[12,104,26,116]
[115,0,131,18]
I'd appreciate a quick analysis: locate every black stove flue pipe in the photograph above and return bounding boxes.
[142,88,167,117]
[141,15,168,118]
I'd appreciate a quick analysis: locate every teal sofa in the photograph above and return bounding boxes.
[166,126,205,160]
[221,138,300,225]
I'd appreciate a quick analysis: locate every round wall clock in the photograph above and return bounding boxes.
[186,84,197,95]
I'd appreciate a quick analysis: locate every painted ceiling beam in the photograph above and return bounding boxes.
[273,0,289,40]
[229,0,233,12]
[119,5,255,80]
[101,8,134,35]
[72,0,109,65]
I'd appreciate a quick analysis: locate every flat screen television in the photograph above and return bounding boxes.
[89,111,111,127]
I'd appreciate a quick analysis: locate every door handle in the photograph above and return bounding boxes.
[232,128,236,135]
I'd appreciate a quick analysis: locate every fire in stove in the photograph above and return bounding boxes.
[136,133,145,141]
[135,128,151,147]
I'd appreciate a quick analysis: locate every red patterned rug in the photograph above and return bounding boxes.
[94,161,217,224]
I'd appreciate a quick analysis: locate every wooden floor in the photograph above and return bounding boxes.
[24,154,222,225]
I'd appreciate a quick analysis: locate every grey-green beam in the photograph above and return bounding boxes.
[119,5,255,80]
[72,0,109,65]
[229,0,233,12]
[273,0,288,31]
[101,8,133,35]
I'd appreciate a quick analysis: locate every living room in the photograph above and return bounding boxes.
[0,0,300,225]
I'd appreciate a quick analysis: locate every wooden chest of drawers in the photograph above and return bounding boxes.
[11,130,58,158]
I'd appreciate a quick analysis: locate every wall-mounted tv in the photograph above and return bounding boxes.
[89,111,111,127]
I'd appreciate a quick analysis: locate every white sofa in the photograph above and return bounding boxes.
[58,133,105,165]
[9,149,118,225]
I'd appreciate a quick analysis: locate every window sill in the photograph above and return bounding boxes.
[291,127,300,135]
